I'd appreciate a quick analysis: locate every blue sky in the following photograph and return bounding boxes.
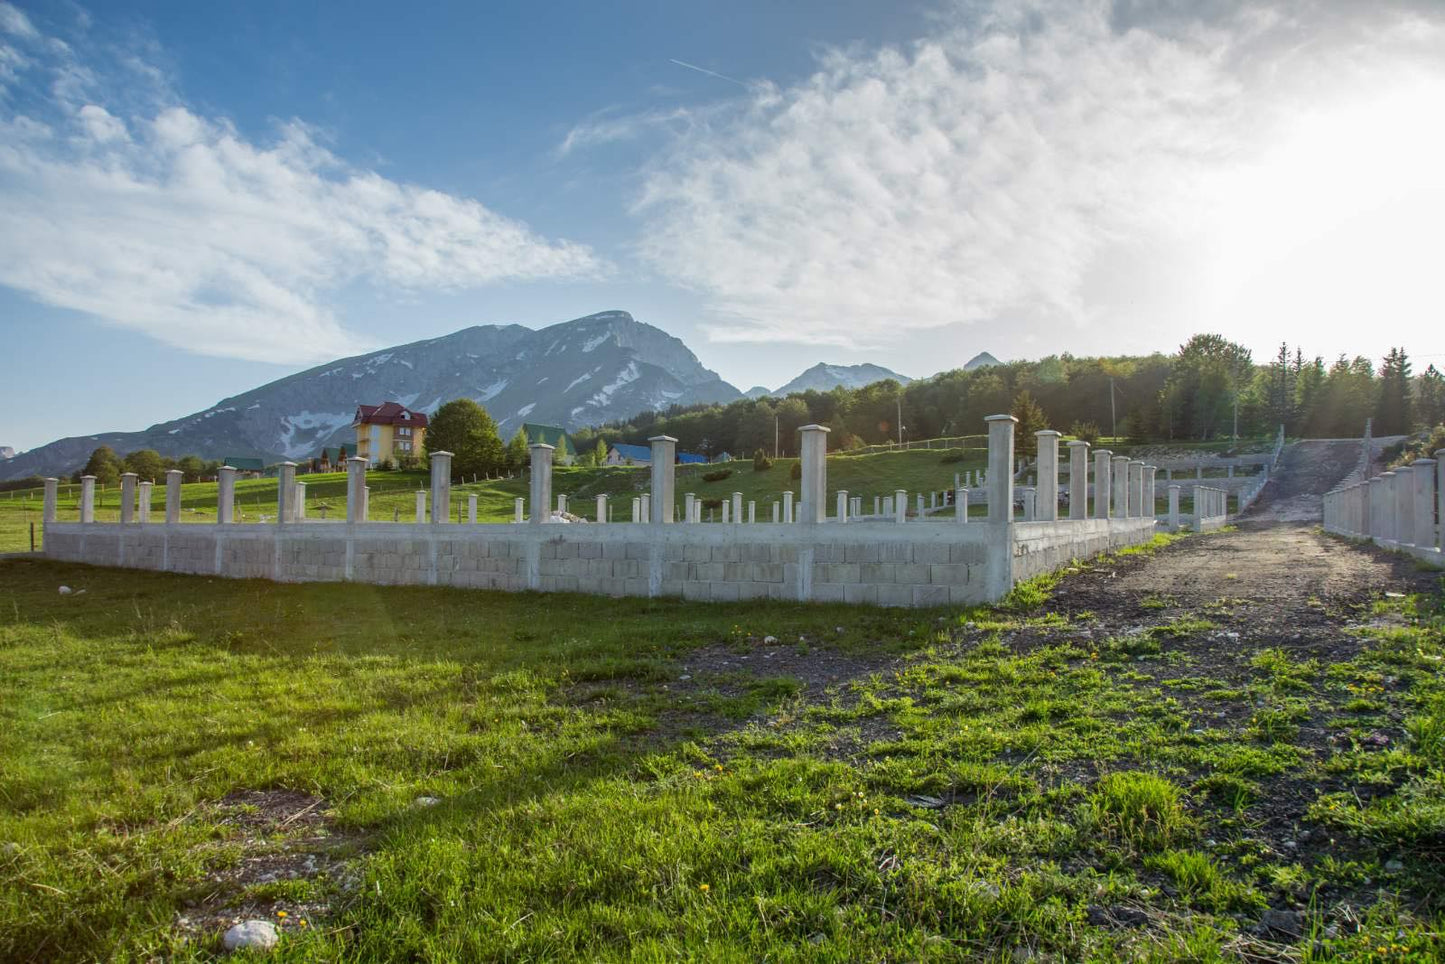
[3,0,1444,452]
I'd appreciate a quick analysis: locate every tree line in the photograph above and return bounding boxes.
[571,335,1444,457]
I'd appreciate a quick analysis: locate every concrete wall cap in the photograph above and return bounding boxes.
[984,414,1018,422]
[1035,429,1063,437]
[1412,458,1437,465]
[529,442,556,451]
[430,450,454,458]
[798,424,831,432]
[1066,439,1090,446]
[647,435,678,443]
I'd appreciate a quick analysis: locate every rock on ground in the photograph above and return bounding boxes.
[222,919,278,951]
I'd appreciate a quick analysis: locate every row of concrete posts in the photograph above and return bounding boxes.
[44,421,1178,530]
[1325,452,1443,560]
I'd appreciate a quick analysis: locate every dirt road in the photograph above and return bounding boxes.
[1243,439,1361,523]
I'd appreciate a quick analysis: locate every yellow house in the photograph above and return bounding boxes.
[353,402,429,466]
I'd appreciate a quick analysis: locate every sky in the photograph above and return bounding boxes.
[2,0,1444,453]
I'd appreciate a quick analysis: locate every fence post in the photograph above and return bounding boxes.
[43,477,58,524]
[1368,476,1385,543]
[956,487,969,523]
[985,414,1017,524]
[649,436,677,524]
[79,476,94,523]
[1143,466,1157,519]
[1093,449,1112,519]
[164,469,183,525]
[1111,456,1129,520]
[895,488,908,524]
[1168,484,1180,531]
[798,425,829,524]
[783,491,794,524]
[277,462,297,524]
[530,444,554,524]
[733,491,743,523]
[515,497,525,524]
[596,494,608,524]
[120,472,137,524]
[836,489,848,523]
[1067,441,1089,521]
[468,493,478,524]
[430,451,453,524]
[218,467,236,524]
[346,458,367,523]
[138,481,153,524]
[1413,459,1436,550]
[1035,430,1061,521]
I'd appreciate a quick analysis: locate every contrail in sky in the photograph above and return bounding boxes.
[669,58,749,88]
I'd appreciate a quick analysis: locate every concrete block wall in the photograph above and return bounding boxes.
[1325,451,1442,570]
[1011,518,1158,584]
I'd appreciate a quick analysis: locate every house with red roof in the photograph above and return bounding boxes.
[353,402,429,466]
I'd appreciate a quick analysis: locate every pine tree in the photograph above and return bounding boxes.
[505,431,530,473]
[1376,348,1413,435]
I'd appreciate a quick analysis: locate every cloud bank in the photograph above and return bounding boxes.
[630,0,1445,348]
[0,2,604,364]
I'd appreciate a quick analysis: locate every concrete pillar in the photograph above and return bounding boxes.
[1394,469,1413,546]
[640,492,651,521]
[514,497,525,524]
[597,494,608,523]
[530,444,554,525]
[415,490,427,523]
[468,493,478,524]
[1413,460,1437,551]
[43,478,58,524]
[685,493,696,522]
[783,491,794,524]
[985,414,1017,525]
[1143,466,1157,518]
[1111,456,1129,520]
[772,501,780,523]
[722,500,731,524]
[277,462,297,524]
[1438,451,1445,551]
[874,495,881,516]
[218,467,236,524]
[748,501,756,524]
[1168,485,1180,530]
[895,488,907,524]
[1035,430,1061,521]
[361,486,370,521]
[631,497,641,523]
[1126,462,1144,518]
[1227,464,1235,478]
[956,487,969,523]
[1022,488,1036,521]
[138,481,153,523]
[1093,450,1112,519]
[649,436,677,524]
[1067,440,1089,521]
[428,452,452,524]
[882,495,893,518]
[346,457,367,524]
[557,494,568,515]
[165,470,183,524]
[1368,477,1385,542]
[1196,464,1203,480]
[295,482,306,520]
[836,489,848,523]
[732,491,743,523]
[1191,485,1203,528]
[80,476,95,523]
[798,424,829,524]
[120,473,137,524]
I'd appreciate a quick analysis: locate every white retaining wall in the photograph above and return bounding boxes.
[1324,449,1443,570]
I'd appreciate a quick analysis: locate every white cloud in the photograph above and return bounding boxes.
[632,0,1445,350]
[0,14,605,364]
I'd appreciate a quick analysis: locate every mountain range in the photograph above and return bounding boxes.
[1,311,993,480]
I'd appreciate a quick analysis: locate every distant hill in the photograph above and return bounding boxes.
[964,352,1001,370]
[770,363,910,397]
[0,311,741,480]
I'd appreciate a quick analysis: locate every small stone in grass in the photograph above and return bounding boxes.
[762,636,778,644]
[223,920,278,952]
[413,796,442,808]
[1385,859,1404,872]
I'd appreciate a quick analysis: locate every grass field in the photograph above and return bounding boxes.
[2,533,1443,961]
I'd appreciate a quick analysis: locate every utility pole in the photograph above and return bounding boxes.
[774,415,779,459]
[1109,378,1117,440]
[1233,394,1239,447]
[896,396,903,446]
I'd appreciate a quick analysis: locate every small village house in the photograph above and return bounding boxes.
[354,403,429,466]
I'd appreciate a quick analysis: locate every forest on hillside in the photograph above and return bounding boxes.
[574,336,1444,459]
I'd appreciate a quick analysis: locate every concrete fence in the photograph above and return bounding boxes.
[1324,449,1444,570]
[41,417,1161,607]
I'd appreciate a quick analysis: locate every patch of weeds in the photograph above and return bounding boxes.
[1085,771,1191,850]
[1140,594,1173,610]
[1146,849,1259,912]
[1192,773,1258,811]
[1155,617,1216,639]
[1000,571,1060,612]
[1247,702,1309,744]
[1249,648,1318,692]
[1102,633,1162,659]
[1406,695,1445,767]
